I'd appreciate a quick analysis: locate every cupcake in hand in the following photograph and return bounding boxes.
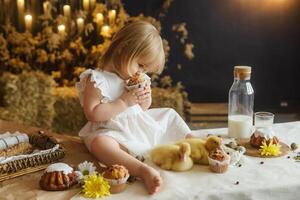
[102,165,130,194]
[208,148,230,173]
[125,72,151,90]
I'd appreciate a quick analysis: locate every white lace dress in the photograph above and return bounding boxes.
[76,69,191,156]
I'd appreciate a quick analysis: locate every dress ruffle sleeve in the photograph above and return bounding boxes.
[75,69,111,106]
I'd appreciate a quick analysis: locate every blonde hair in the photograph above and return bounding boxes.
[98,21,165,77]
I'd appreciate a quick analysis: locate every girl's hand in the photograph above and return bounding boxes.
[120,87,144,107]
[135,84,152,110]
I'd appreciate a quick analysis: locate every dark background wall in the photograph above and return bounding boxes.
[123,0,300,109]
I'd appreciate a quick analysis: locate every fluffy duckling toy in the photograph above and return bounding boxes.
[151,142,193,171]
[176,136,222,165]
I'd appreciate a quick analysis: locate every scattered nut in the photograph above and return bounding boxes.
[135,155,145,162]
[127,175,138,183]
[260,161,264,164]
[235,181,239,185]
[226,141,238,149]
[236,146,246,153]
[293,155,300,161]
[291,143,298,151]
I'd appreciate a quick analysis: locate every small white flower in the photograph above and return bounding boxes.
[78,161,96,176]
[75,171,84,183]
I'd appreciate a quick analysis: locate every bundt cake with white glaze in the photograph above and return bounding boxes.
[250,127,279,148]
[39,163,77,191]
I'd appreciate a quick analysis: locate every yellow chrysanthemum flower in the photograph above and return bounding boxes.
[82,174,110,198]
[259,141,281,156]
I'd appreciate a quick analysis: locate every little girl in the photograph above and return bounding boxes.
[76,21,192,194]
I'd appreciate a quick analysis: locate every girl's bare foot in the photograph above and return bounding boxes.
[140,165,163,194]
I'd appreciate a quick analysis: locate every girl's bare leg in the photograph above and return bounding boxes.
[90,136,163,194]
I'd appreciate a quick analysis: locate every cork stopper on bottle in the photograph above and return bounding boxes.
[234,66,251,80]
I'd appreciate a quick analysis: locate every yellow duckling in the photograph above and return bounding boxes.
[176,136,222,165]
[150,142,193,171]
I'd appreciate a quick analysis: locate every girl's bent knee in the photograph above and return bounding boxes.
[91,136,117,152]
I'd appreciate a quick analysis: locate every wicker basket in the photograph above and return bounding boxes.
[0,133,65,182]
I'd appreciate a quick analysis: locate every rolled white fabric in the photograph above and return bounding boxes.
[0,132,29,150]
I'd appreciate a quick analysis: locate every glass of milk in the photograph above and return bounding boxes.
[254,112,274,128]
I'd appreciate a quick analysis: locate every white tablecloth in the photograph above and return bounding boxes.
[72,121,300,200]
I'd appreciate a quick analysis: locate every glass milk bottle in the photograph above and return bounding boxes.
[228,66,254,138]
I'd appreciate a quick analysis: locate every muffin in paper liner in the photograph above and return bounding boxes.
[103,174,130,194]
[102,165,130,194]
[208,156,230,173]
[125,73,151,91]
[208,149,231,173]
